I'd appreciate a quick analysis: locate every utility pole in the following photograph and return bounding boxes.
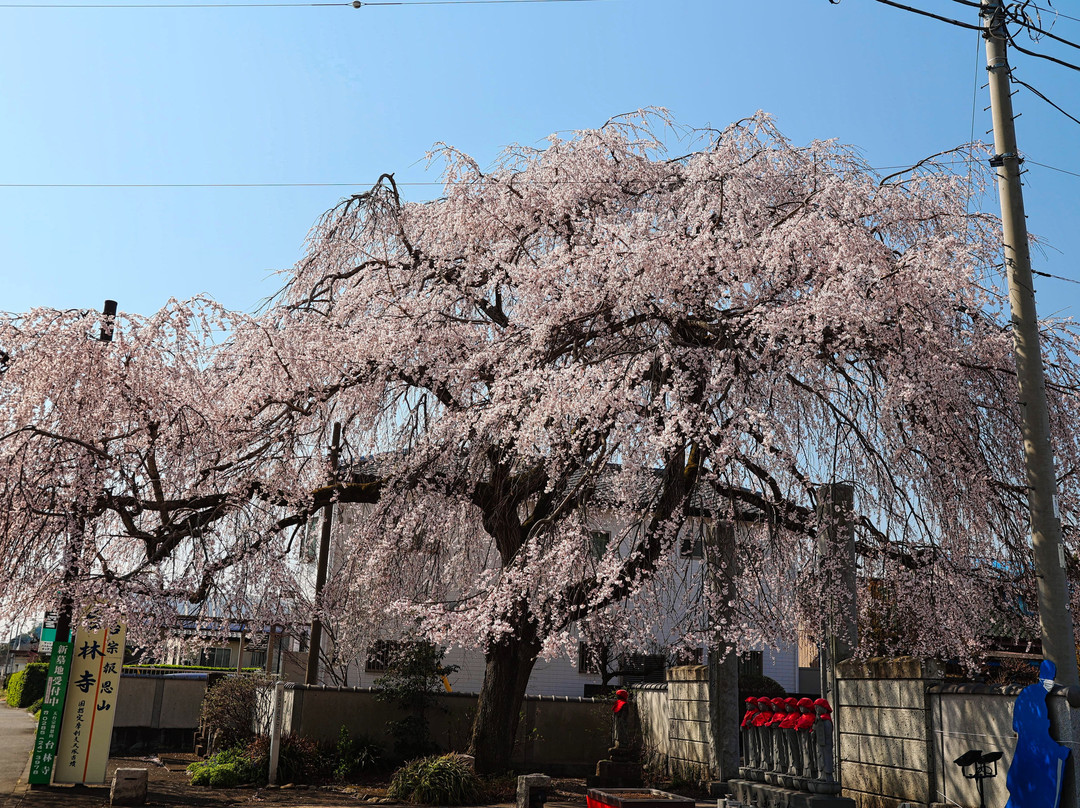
[305,422,341,685]
[982,0,1080,687]
[53,300,117,652]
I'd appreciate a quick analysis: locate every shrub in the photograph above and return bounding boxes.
[187,747,259,788]
[6,664,48,708]
[374,642,457,762]
[738,673,785,706]
[27,698,43,716]
[244,732,325,784]
[199,673,270,753]
[388,754,480,805]
[329,725,383,781]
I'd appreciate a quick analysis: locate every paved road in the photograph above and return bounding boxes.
[0,704,36,805]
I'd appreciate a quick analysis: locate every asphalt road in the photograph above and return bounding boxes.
[0,704,36,804]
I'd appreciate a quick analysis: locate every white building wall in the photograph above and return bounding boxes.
[761,640,799,693]
[305,503,805,697]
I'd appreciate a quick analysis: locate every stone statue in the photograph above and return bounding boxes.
[780,697,802,788]
[767,697,789,785]
[611,688,632,754]
[740,697,760,776]
[752,697,774,780]
[809,698,841,795]
[795,697,817,783]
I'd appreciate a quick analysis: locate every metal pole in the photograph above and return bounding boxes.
[305,423,341,685]
[982,0,1080,687]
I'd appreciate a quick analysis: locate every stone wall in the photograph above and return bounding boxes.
[836,659,1080,808]
[835,657,941,808]
[633,682,670,771]
[630,666,716,781]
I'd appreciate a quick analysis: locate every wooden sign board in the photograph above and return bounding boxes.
[53,623,126,784]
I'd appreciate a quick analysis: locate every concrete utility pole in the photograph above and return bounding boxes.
[982,0,1080,687]
[305,422,341,685]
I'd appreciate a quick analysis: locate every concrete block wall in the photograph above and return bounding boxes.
[665,665,712,781]
[835,657,942,808]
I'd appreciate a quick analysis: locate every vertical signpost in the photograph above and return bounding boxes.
[27,639,74,785]
[53,623,126,784]
[38,610,59,657]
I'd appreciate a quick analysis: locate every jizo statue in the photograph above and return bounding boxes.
[809,698,841,795]
[741,697,760,770]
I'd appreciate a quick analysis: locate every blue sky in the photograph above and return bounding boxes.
[1,0,1078,319]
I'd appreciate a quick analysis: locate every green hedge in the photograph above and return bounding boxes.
[6,663,48,708]
[123,664,263,673]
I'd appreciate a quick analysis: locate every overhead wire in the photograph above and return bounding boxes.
[1026,159,1080,179]
[0,162,979,188]
[1005,9,1080,52]
[0,0,600,6]
[867,0,983,31]
[1010,73,1080,126]
[1020,3,1080,25]
[1006,30,1080,71]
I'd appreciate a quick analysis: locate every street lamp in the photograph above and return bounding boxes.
[953,749,1002,808]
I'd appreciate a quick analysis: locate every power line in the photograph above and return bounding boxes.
[0,0,600,6]
[1007,31,1080,72]
[0,2,345,5]
[1025,3,1080,25]
[1033,269,1080,286]
[1011,73,1080,126]
[1027,158,1080,180]
[868,0,983,32]
[859,0,1080,69]
[1006,9,1080,53]
[0,163,979,188]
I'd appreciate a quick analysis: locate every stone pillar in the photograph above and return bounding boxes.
[517,773,551,808]
[110,768,148,806]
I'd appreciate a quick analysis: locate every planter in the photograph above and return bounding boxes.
[587,788,697,808]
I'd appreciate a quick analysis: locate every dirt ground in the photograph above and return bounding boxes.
[9,755,594,808]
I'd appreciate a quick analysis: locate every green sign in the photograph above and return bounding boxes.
[28,640,73,785]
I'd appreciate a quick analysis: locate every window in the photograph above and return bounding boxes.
[738,650,763,679]
[621,653,666,684]
[365,640,397,672]
[300,515,320,562]
[246,649,266,669]
[199,647,231,668]
[671,646,704,665]
[577,642,607,675]
[679,534,704,559]
[590,531,610,559]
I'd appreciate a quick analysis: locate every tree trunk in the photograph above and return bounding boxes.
[707,521,741,781]
[467,631,542,774]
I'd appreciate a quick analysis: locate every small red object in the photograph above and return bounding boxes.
[613,688,630,713]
